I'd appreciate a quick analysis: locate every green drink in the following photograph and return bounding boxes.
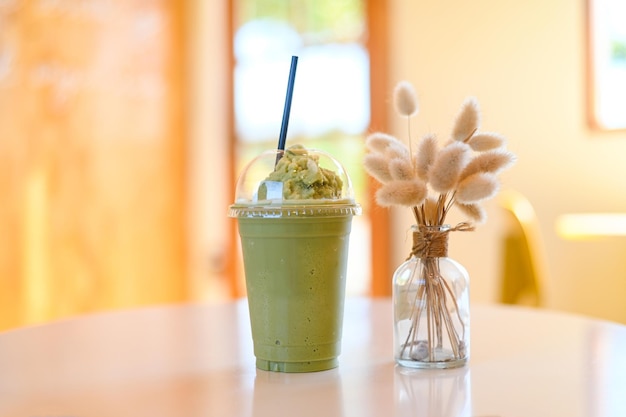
[229,146,360,372]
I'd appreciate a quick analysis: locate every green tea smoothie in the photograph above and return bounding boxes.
[238,214,351,371]
[229,145,360,372]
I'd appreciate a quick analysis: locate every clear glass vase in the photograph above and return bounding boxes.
[393,225,470,369]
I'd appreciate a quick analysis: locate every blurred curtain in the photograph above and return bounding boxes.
[0,1,187,330]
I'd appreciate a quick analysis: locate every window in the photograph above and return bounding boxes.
[587,0,626,130]
[232,0,372,295]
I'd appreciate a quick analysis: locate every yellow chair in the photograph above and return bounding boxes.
[497,189,548,306]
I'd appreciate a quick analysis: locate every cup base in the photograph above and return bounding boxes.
[256,357,338,373]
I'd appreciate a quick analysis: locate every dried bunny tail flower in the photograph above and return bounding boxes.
[459,150,516,181]
[452,97,480,142]
[456,202,487,224]
[376,179,427,207]
[455,172,499,204]
[385,143,411,162]
[364,153,392,183]
[365,132,410,159]
[414,133,438,181]
[467,132,506,151]
[365,132,398,153]
[393,81,418,117]
[389,156,415,181]
[429,141,471,193]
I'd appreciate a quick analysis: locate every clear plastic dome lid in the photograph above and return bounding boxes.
[228,146,361,218]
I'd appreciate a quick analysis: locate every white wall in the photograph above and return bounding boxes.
[389,0,626,323]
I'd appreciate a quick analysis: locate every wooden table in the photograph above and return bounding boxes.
[1,298,625,416]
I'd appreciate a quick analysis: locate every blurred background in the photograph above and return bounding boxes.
[1,0,626,331]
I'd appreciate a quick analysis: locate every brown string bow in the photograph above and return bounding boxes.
[408,222,475,260]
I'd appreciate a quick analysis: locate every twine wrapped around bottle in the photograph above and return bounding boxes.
[408,222,474,260]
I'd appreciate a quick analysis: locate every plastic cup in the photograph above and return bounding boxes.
[229,147,361,372]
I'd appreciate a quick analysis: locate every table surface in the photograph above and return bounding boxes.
[1,298,625,417]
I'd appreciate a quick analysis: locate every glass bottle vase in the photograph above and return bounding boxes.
[393,225,470,369]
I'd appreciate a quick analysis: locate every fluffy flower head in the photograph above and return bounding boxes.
[452,97,480,142]
[393,81,418,117]
[363,81,515,227]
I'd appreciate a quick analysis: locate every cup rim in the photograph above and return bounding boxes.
[228,200,361,218]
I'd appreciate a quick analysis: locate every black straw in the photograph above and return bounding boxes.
[276,56,298,165]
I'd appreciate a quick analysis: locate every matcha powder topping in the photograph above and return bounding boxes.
[261,145,343,200]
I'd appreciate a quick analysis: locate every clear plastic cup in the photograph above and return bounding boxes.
[229,146,361,372]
